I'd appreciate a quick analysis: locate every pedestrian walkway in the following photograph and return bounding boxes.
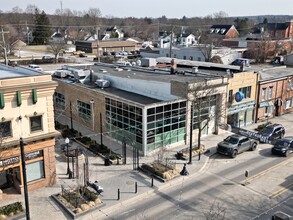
[1,112,292,220]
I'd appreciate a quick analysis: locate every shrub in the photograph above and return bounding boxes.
[0,202,23,216]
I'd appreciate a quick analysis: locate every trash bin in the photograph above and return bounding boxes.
[104,155,111,166]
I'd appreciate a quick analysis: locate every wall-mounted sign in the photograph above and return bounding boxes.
[25,150,43,160]
[0,150,43,167]
[235,91,244,102]
[0,156,20,167]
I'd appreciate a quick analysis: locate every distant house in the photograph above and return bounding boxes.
[253,20,293,39]
[158,31,175,48]
[104,26,124,39]
[51,30,65,42]
[140,45,243,65]
[209,25,239,39]
[177,33,196,47]
[126,37,144,50]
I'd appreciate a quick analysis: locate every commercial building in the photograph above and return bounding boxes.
[54,63,228,156]
[227,70,259,127]
[255,67,293,122]
[0,64,58,198]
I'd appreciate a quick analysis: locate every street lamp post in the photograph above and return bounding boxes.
[90,99,94,131]
[65,137,70,175]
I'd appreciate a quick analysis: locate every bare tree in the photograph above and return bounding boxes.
[48,39,66,63]
[187,79,227,151]
[203,199,227,220]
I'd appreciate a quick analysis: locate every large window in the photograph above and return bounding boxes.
[54,92,65,110]
[30,116,42,132]
[26,161,45,182]
[105,97,142,150]
[239,86,251,99]
[0,121,11,137]
[146,101,186,151]
[77,100,91,121]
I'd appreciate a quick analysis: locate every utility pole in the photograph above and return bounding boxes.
[169,26,174,58]
[20,138,30,220]
[96,26,100,62]
[0,27,9,65]
[26,21,29,45]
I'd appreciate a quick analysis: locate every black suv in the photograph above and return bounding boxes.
[258,124,285,142]
[271,137,293,157]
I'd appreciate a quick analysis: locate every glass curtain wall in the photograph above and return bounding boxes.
[105,98,143,151]
[146,101,186,152]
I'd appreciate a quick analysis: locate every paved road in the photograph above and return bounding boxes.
[107,116,293,220]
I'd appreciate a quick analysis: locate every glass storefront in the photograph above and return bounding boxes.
[105,97,143,151]
[146,101,186,152]
[105,97,187,153]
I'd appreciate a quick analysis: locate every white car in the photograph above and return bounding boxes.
[28,64,43,71]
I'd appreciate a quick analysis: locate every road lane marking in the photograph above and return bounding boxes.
[240,157,293,184]
[269,182,293,198]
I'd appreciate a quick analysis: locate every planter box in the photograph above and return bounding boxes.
[176,145,205,160]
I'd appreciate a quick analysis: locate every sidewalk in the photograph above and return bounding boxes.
[2,112,292,220]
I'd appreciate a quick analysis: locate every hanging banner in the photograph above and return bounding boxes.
[219,123,271,143]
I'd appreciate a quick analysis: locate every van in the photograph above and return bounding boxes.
[232,58,250,67]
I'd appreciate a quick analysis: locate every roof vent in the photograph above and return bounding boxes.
[95,79,110,89]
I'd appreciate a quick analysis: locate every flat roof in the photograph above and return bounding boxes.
[0,64,47,79]
[56,78,162,105]
[258,66,293,82]
[88,63,224,83]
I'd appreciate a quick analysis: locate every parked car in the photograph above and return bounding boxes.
[258,124,285,143]
[8,60,17,67]
[42,56,54,63]
[271,137,293,157]
[217,134,258,158]
[72,50,85,55]
[79,53,87,58]
[28,64,43,71]
[103,51,111,56]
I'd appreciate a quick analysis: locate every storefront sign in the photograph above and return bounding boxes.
[0,150,43,167]
[25,150,43,160]
[0,156,20,167]
[235,91,244,102]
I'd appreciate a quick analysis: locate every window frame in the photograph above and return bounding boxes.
[261,88,267,101]
[0,121,12,137]
[30,115,43,132]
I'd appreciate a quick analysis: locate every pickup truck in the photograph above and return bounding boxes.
[217,134,258,158]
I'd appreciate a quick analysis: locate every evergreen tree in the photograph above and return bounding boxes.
[32,9,52,45]
[234,18,249,36]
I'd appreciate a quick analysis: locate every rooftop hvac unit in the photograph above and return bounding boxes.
[95,79,110,89]
[192,66,199,73]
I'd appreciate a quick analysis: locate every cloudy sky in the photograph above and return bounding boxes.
[2,0,293,18]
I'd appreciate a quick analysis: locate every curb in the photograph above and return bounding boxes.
[94,155,211,219]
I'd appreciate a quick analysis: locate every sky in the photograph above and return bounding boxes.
[2,0,293,18]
